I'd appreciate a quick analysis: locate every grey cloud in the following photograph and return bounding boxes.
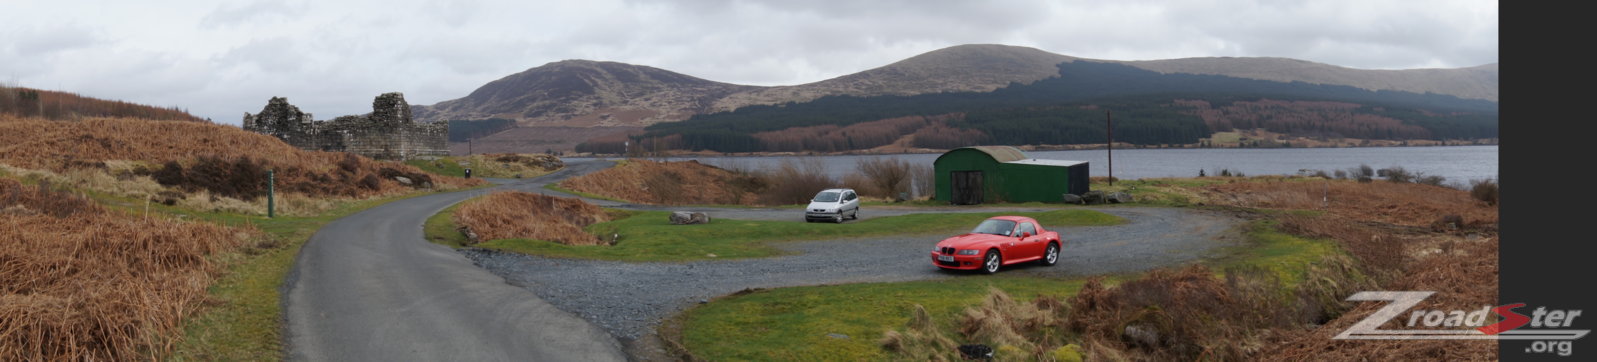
[9,24,102,55]
[217,37,306,73]
[201,0,306,29]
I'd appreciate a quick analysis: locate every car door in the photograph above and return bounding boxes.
[844,190,860,215]
[1016,222,1043,258]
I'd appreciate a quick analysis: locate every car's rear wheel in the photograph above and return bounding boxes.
[849,208,859,220]
[1041,242,1060,266]
[981,250,1001,274]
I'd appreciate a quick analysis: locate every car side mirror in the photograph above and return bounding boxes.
[1020,232,1031,238]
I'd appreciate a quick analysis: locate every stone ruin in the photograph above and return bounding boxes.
[242,92,447,160]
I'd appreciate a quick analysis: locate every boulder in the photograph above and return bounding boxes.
[1107,192,1134,204]
[1123,324,1160,347]
[1081,191,1108,205]
[958,344,994,360]
[394,176,413,186]
[670,211,711,225]
[455,226,480,244]
[1061,193,1084,204]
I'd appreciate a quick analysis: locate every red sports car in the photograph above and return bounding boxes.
[931,216,1062,273]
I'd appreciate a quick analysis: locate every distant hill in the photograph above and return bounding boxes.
[1124,58,1499,102]
[616,61,1497,153]
[413,44,1497,153]
[412,60,756,127]
[709,44,1080,112]
[1,86,207,122]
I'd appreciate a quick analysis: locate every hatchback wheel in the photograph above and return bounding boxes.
[981,250,1001,274]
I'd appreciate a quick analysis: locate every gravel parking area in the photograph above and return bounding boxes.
[460,206,1242,348]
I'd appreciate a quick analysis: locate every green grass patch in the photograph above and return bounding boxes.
[424,202,471,248]
[1086,178,1221,206]
[541,182,788,209]
[406,158,469,178]
[406,154,561,179]
[1207,131,1243,145]
[430,206,1123,262]
[542,182,631,203]
[1208,220,1343,285]
[678,277,1100,361]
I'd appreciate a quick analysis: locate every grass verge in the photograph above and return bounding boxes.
[424,202,471,247]
[1208,220,1343,285]
[543,182,630,203]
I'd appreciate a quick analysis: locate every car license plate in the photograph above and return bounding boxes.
[938,255,955,262]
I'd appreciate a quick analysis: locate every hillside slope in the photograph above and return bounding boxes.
[1125,58,1498,102]
[413,60,755,127]
[710,44,1079,112]
[1,85,207,122]
[415,44,1496,153]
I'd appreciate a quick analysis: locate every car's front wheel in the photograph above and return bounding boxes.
[981,250,1001,274]
[1040,242,1060,266]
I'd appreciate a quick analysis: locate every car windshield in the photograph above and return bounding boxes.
[812,191,841,202]
[970,219,1016,236]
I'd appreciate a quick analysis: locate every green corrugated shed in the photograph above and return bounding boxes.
[933,146,1090,204]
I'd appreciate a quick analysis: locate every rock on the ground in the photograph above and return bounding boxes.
[394,176,413,186]
[669,211,711,225]
[1123,324,1160,347]
[1062,193,1084,204]
[1108,192,1134,204]
[456,226,481,244]
[1082,191,1108,205]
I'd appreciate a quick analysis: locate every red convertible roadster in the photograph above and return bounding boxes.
[931,216,1061,273]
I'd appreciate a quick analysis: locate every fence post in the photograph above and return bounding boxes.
[268,169,275,218]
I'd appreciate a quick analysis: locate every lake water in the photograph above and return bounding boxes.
[572,145,1498,185]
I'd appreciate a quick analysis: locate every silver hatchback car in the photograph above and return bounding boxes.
[804,188,860,223]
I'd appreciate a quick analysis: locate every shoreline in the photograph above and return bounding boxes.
[557,141,1499,159]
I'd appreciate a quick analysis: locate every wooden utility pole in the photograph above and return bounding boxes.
[1107,110,1114,187]
[468,138,473,155]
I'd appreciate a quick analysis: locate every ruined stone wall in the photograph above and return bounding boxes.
[242,97,317,148]
[242,93,448,160]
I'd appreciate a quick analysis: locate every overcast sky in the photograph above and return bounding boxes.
[2,0,1497,124]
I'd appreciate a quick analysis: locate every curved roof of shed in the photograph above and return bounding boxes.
[937,146,1029,164]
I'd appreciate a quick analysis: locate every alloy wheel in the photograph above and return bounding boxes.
[983,251,1000,274]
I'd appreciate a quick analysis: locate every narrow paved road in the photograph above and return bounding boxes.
[282,161,627,361]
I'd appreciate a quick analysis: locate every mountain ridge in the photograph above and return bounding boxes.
[412,44,1498,129]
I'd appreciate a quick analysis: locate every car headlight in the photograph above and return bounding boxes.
[933,246,942,253]
[957,249,980,255]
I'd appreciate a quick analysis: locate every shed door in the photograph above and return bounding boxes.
[951,171,983,205]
